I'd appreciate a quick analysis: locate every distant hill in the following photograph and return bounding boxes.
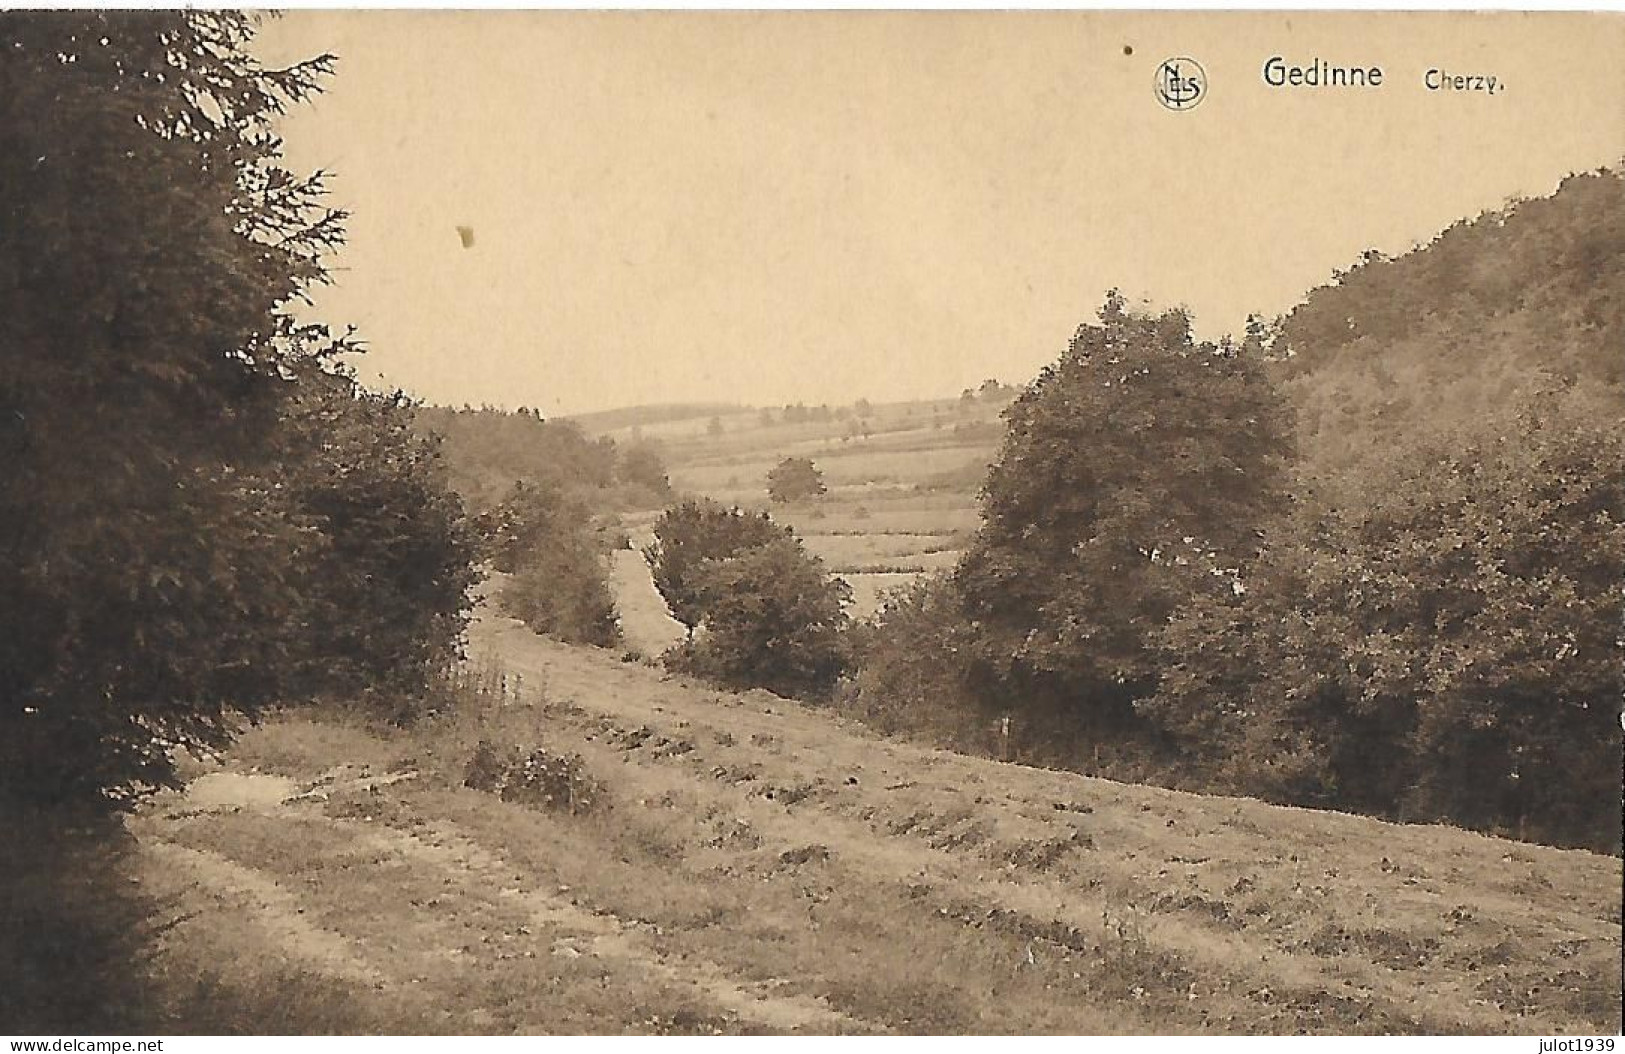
[562,403,746,434]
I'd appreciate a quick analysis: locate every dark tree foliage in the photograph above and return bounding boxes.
[1144,168,1625,851]
[669,535,852,699]
[1274,169,1625,491]
[274,371,482,714]
[480,480,620,648]
[766,456,827,504]
[0,12,352,808]
[954,293,1294,739]
[843,171,1622,851]
[1274,170,1624,389]
[847,576,984,747]
[0,13,482,807]
[644,499,788,637]
[1149,380,1624,852]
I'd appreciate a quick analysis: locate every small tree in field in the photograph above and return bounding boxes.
[646,500,849,697]
[644,499,786,638]
[616,442,672,498]
[766,456,826,503]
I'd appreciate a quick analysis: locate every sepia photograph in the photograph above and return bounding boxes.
[1,7,1622,1039]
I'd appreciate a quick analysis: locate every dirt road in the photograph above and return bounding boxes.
[127,610,1622,1034]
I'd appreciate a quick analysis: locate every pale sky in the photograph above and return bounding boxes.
[257,12,1624,415]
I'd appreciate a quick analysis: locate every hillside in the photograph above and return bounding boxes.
[562,402,748,434]
[119,605,1621,1035]
[1273,167,1625,473]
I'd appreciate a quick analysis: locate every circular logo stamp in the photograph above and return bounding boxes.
[1155,57,1207,111]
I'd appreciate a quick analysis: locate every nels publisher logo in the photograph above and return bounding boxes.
[1155,57,1206,111]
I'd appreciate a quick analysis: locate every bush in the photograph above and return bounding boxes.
[847,577,985,747]
[481,480,622,647]
[499,539,621,648]
[666,534,851,699]
[766,456,827,503]
[276,373,482,716]
[464,739,603,813]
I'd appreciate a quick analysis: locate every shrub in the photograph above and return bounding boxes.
[766,456,827,503]
[667,534,851,699]
[480,480,622,647]
[847,577,985,747]
[464,739,603,814]
[499,538,621,648]
[276,373,482,716]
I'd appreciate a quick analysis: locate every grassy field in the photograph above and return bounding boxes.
[607,395,1007,628]
[99,607,1622,1035]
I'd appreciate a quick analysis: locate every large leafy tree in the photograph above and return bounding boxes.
[954,292,1294,738]
[0,13,402,807]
